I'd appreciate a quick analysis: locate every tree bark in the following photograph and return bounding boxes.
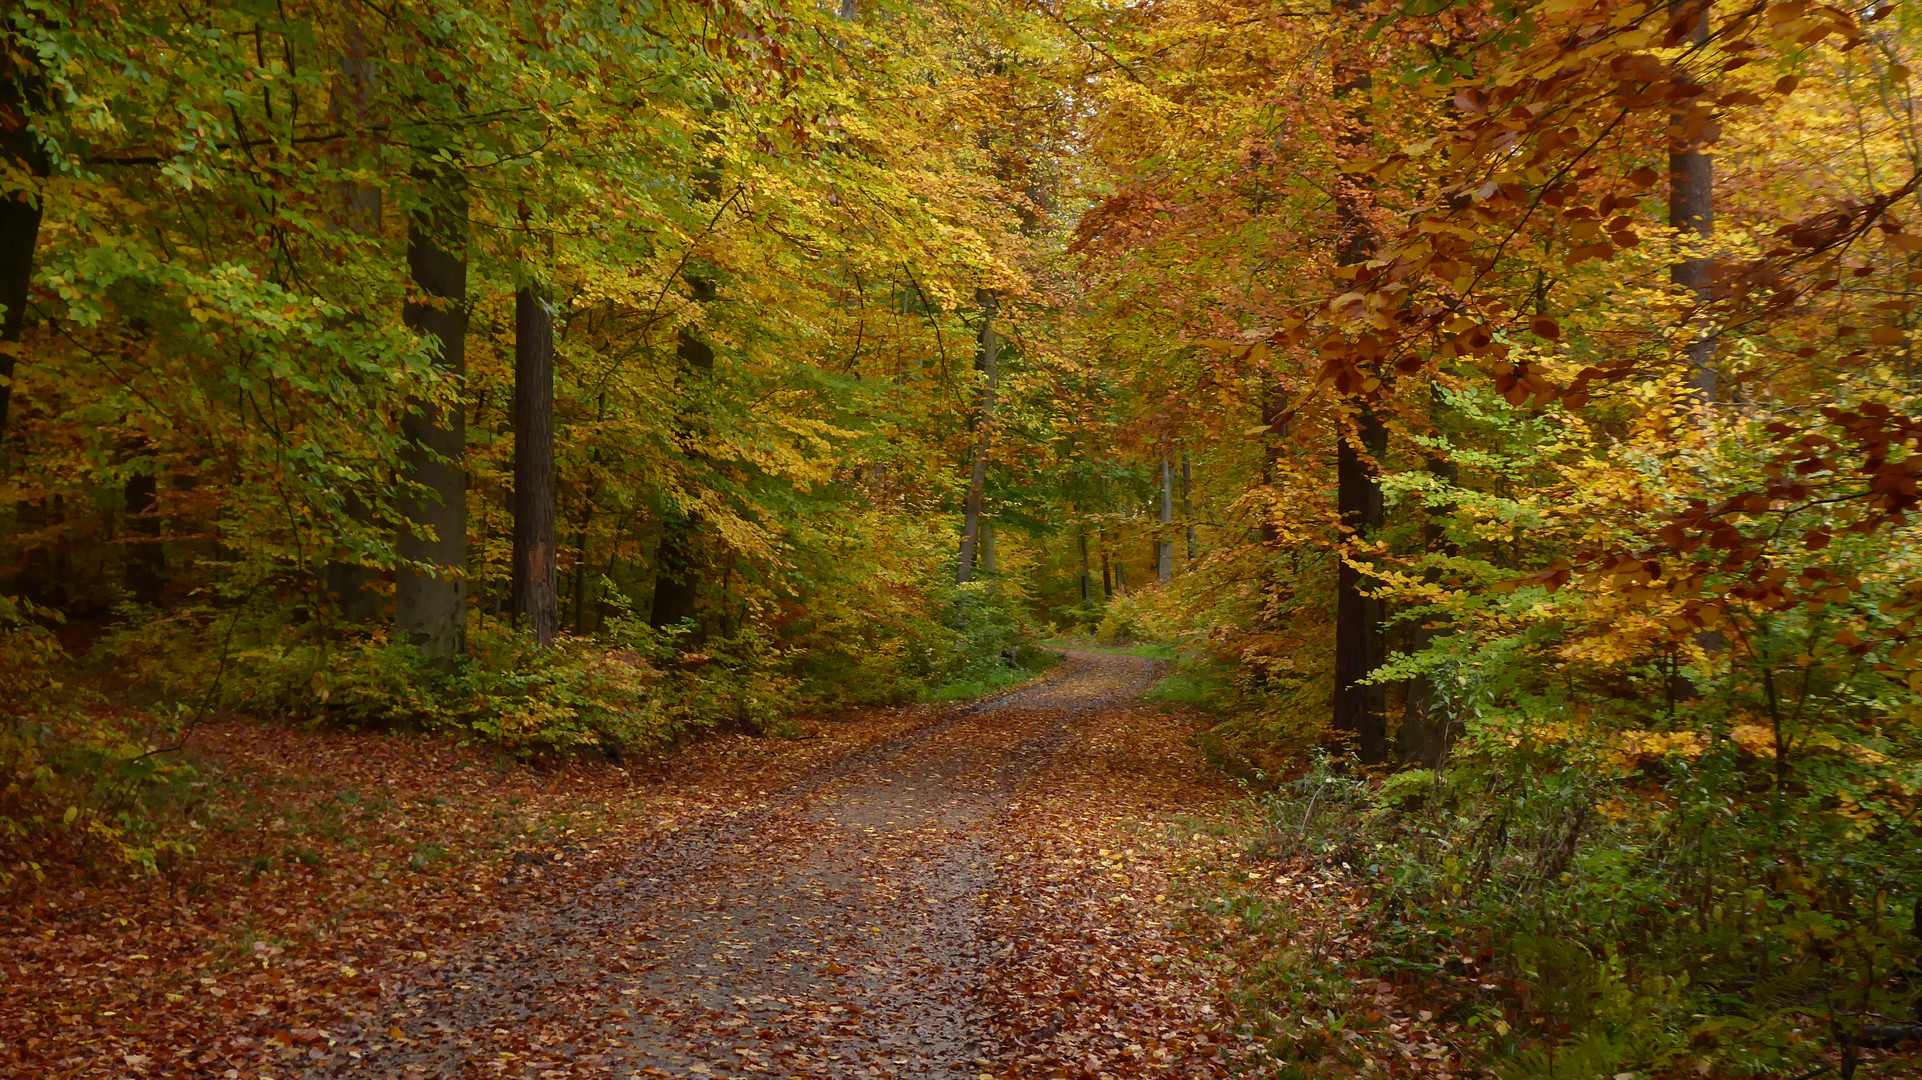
[1670,0,1716,402]
[1078,528,1092,603]
[1331,0,1387,764]
[1335,408,1387,763]
[1181,452,1195,562]
[1397,450,1459,766]
[512,277,557,645]
[395,170,469,663]
[123,468,164,604]
[955,289,998,583]
[1100,528,1113,599]
[322,14,383,624]
[649,516,700,629]
[1157,451,1174,584]
[650,280,717,631]
[0,62,48,450]
[1257,387,1285,546]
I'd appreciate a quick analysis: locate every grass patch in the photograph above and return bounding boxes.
[1142,667,1226,708]
[1041,635,1178,660]
[919,646,1062,703]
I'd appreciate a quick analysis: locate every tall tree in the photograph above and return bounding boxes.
[1157,449,1173,584]
[1331,0,1387,764]
[322,14,383,625]
[394,168,470,662]
[0,47,47,449]
[512,258,558,645]
[1181,452,1195,562]
[650,278,717,631]
[956,289,999,583]
[1670,0,1715,401]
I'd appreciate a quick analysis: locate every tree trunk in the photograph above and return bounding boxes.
[512,278,558,645]
[1670,0,1715,402]
[395,171,469,663]
[1100,529,1113,599]
[956,290,998,583]
[979,519,995,576]
[1257,379,1287,547]
[1078,531,1092,603]
[1397,450,1459,765]
[1335,408,1387,763]
[123,468,164,604]
[1157,451,1174,584]
[651,281,717,631]
[1331,0,1387,763]
[649,518,700,629]
[1181,453,1195,562]
[0,63,48,450]
[321,15,382,624]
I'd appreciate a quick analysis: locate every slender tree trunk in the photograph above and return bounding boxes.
[395,170,469,663]
[0,64,48,451]
[1257,386,1286,546]
[1078,528,1092,603]
[1397,450,1459,765]
[1182,453,1195,562]
[322,14,382,623]
[123,468,164,604]
[980,520,996,576]
[1670,0,1716,402]
[650,280,717,631]
[1100,528,1113,599]
[512,277,557,645]
[1332,0,1387,763]
[1157,451,1174,584]
[956,290,998,583]
[1335,409,1387,762]
[572,524,588,635]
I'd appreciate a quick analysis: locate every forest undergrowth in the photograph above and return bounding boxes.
[0,691,969,1076]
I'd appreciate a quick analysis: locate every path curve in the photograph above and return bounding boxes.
[300,651,1234,1079]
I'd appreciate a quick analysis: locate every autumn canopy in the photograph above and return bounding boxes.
[2,0,1921,1075]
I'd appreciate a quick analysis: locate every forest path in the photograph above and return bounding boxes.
[300,651,1238,1080]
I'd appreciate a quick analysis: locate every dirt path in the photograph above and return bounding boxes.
[294,651,1237,1079]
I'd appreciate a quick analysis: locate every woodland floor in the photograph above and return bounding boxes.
[4,651,1279,1080]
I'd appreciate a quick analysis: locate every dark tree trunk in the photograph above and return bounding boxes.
[0,63,48,449]
[512,279,558,645]
[1670,0,1716,402]
[395,171,469,663]
[322,18,383,624]
[324,492,381,625]
[1181,453,1195,562]
[1257,386,1286,546]
[1331,0,1387,763]
[1100,529,1113,599]
[650,282,717,632]
[956,290,998,583]
[123,469,163,604]
[1335,408,1387,763]
[1397,451,1460,766]
[1078,529,1092,604]
[1157,452,1173,584]
[649,517,700,630]
[572,524,588,635]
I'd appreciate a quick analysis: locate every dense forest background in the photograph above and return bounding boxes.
[5,0,1922,1076]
